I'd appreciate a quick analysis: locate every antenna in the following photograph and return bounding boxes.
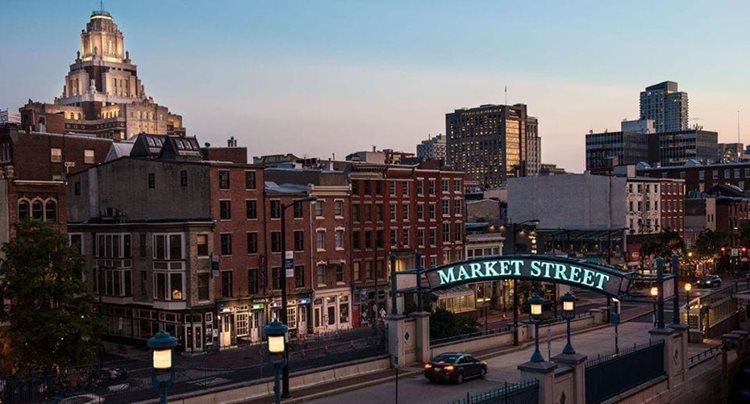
[504,85,508,105]
[100,0,104,11]
[739,110,742,158]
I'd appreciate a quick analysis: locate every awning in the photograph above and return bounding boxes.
[431,285,475,300]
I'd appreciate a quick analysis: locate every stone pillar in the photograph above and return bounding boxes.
[386,314,407,367]
[671,323,689,382]
[649,326,683,385]
[410,311,431,363]
[552,353,587,404]
[518,361,557,404]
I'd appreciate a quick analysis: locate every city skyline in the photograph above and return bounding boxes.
[1,1,749,172]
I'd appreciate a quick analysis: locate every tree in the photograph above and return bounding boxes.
[739,222,750,247]
[640,228,685,259]
[429,308,480,340]
[695,229,729,259]
[0,221,104,374]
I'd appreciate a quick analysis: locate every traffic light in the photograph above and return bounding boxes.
[721,247,726,253]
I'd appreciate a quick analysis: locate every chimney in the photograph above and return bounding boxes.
[227,136,237,147]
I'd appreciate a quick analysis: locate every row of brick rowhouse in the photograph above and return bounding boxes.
[62,135,466,352]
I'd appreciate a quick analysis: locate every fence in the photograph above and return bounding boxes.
[449,379,539,404]
[585,339,665,404]
[1,327,387,403]
[688,345,722,369]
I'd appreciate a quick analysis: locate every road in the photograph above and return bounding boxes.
[308,286,723,404]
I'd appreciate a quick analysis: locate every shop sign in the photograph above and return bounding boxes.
[251,303,265,310]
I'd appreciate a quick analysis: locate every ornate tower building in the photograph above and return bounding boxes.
[19,9,185,140]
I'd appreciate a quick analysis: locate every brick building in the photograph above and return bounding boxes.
[347,161,466,326]
[0,124,111,250]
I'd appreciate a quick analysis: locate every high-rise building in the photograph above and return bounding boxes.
[18,9,185,140]
[416,134,446,161]
[639,81,689,133]
[446,103,540,189]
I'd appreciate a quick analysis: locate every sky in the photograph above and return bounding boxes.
[1,0,749,172]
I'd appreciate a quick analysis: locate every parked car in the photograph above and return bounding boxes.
[696,275,722,288]
[424,352,487,384]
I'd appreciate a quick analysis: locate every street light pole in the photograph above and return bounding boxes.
[280,196,316,398]
[510,219,539,346]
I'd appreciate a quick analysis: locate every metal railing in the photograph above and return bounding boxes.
[688,345,722,368]
[585,340,665,403]
[450,379,539,404]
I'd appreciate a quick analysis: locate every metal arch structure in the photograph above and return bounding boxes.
[408,254,636,298]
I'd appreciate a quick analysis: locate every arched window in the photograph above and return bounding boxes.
[31,200,43,221]
[45,200,57,223]
[18,200,30,220]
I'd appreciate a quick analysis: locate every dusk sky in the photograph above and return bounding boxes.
[1,0,748,172]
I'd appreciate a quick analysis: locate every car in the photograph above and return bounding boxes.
[423,352,487,384]
[696,275,722,288]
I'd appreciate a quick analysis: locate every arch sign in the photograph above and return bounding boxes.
[424,255,632,297]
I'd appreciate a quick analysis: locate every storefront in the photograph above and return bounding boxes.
[312,289,352,334]
[433,285,476,313]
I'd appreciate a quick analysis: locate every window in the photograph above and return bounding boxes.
[453,179,461,192]
[429,203,436,220]
[699,170,705,180]
[245,171,256,189]
[220,233,232,255]
[316,264,326,285]
[247,232,258,254]
[364,204,371,221]
[353,204,360,222]
[340,300,350,324]
[365,231,372,249]
[248,268,259,294]
[84,149,95,164]
[236,313,249,337]
[44,200,57,222]
[335,229,344,249]
[148,173,155,189]
[153,233,183,260]
[98,268,132,297]
[272,267,282,290]
[353,231,361,250]
[316,230,326,250]
[336,265,344,282]
[443,223,451,242]
[294,265,304,288]
[442,179,449,193]
[220,200,231,219]
[376,261,385,279]
[453,199,462,216]
[403,182,410,195]
[455,223,463,241]
[417,229,425,246]
[18,200,29,220]
[245,200,257,219]
[315,200,325,217]
[198,273,210,301]
[218,170,230,189]
[271,231,282,253]
[375,181,382,195]
[50,147,62,163]
[352,180,359,195]
[180,170,188,186]
[153,272,183,301]
[353,262,360,281]
[442,200,450,216]
[293,201,303,218]
[417,180,424,195]
[365,261,373,279]
[376,230,384,248]
[364,181,371,194]
[402,229,409,247]
[197,234,209,256]
[402,203,409,220]
[96,233,131,258]
[417,204,424,220]
[31,200,43,221]
[294,230,305,251]
[390,230,397,245]
[140,234,146,257]
[270,200,281,218]
[74,181,81,195]
[389,181,396,195]
[389,203,396,221]
[429,179,436,195]
[429,229,436,246]
[375,204,383,221]
[221,271,233,298]
[69,234,83,254]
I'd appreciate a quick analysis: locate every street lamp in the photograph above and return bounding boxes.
[147,331,178,404]
[528,294,545,362]
[685,283,692,327]
[561,292,576,355]
[510,219,540,346]
[650,286,658,327]
[279,195,317,398]
[265,321,288,404]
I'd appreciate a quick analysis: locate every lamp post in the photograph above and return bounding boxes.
[528,294,545,362]
[650,286,658,327]
[509,219,539,346]
[561,292,576,355]
[264,321,289,404]
[685,282,692,327]
[279,196,316,398]
[147,331,178,404]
